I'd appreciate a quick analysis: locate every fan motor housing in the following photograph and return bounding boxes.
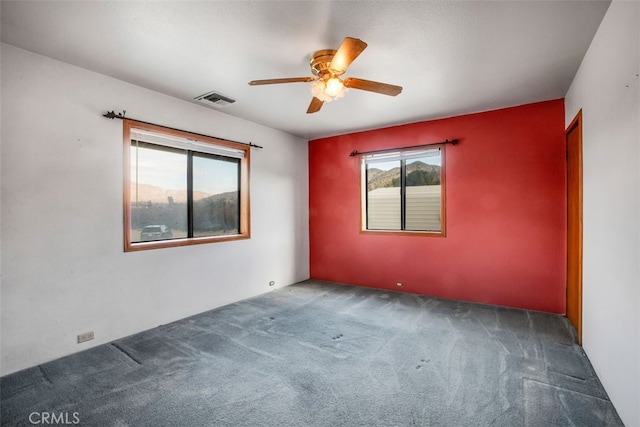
[310,49,341,77]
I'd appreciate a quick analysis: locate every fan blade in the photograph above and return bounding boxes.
[343,77,403,96]
[249,77,315,85]
[329,37,367,74]
[306,97,324,114]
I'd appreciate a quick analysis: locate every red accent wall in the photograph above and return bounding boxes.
[309,100,567,313]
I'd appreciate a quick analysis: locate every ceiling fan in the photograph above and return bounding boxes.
[248,37,403,114]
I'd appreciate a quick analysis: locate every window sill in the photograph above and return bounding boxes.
[125,233,250,252]
[360,229,446,238]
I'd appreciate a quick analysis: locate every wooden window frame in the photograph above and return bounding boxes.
[123,119,250,252]
[359,144,446,237]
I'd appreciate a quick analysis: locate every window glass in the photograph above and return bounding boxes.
[366,160,401,230]
[130,142,187,242]
[405,151,441,232]
[123,119,250,251]
[361,145,444,235]
[192,153,240,237]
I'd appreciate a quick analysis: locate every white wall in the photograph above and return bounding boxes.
[564,1,639,425]
[0,44,310,375]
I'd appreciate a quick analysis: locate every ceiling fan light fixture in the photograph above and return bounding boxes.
[325,77,344,97]
[310,76,347,103]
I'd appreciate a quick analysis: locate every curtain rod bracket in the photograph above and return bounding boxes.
[103,110,126,120]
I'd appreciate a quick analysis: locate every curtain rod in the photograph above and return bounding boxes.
[349,139,458,157]
[102,110,263,149]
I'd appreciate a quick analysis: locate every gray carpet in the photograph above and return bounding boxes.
[1,280,623,426]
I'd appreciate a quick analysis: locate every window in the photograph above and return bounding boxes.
[123,120,250,251]
[361,144,445,235]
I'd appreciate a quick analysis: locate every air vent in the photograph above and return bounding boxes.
[194,91,236,108]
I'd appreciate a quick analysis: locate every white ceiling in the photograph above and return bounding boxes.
[1,1,610,140]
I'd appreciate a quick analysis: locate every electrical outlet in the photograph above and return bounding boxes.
[396,282,403,287]
[77,331,94,343]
